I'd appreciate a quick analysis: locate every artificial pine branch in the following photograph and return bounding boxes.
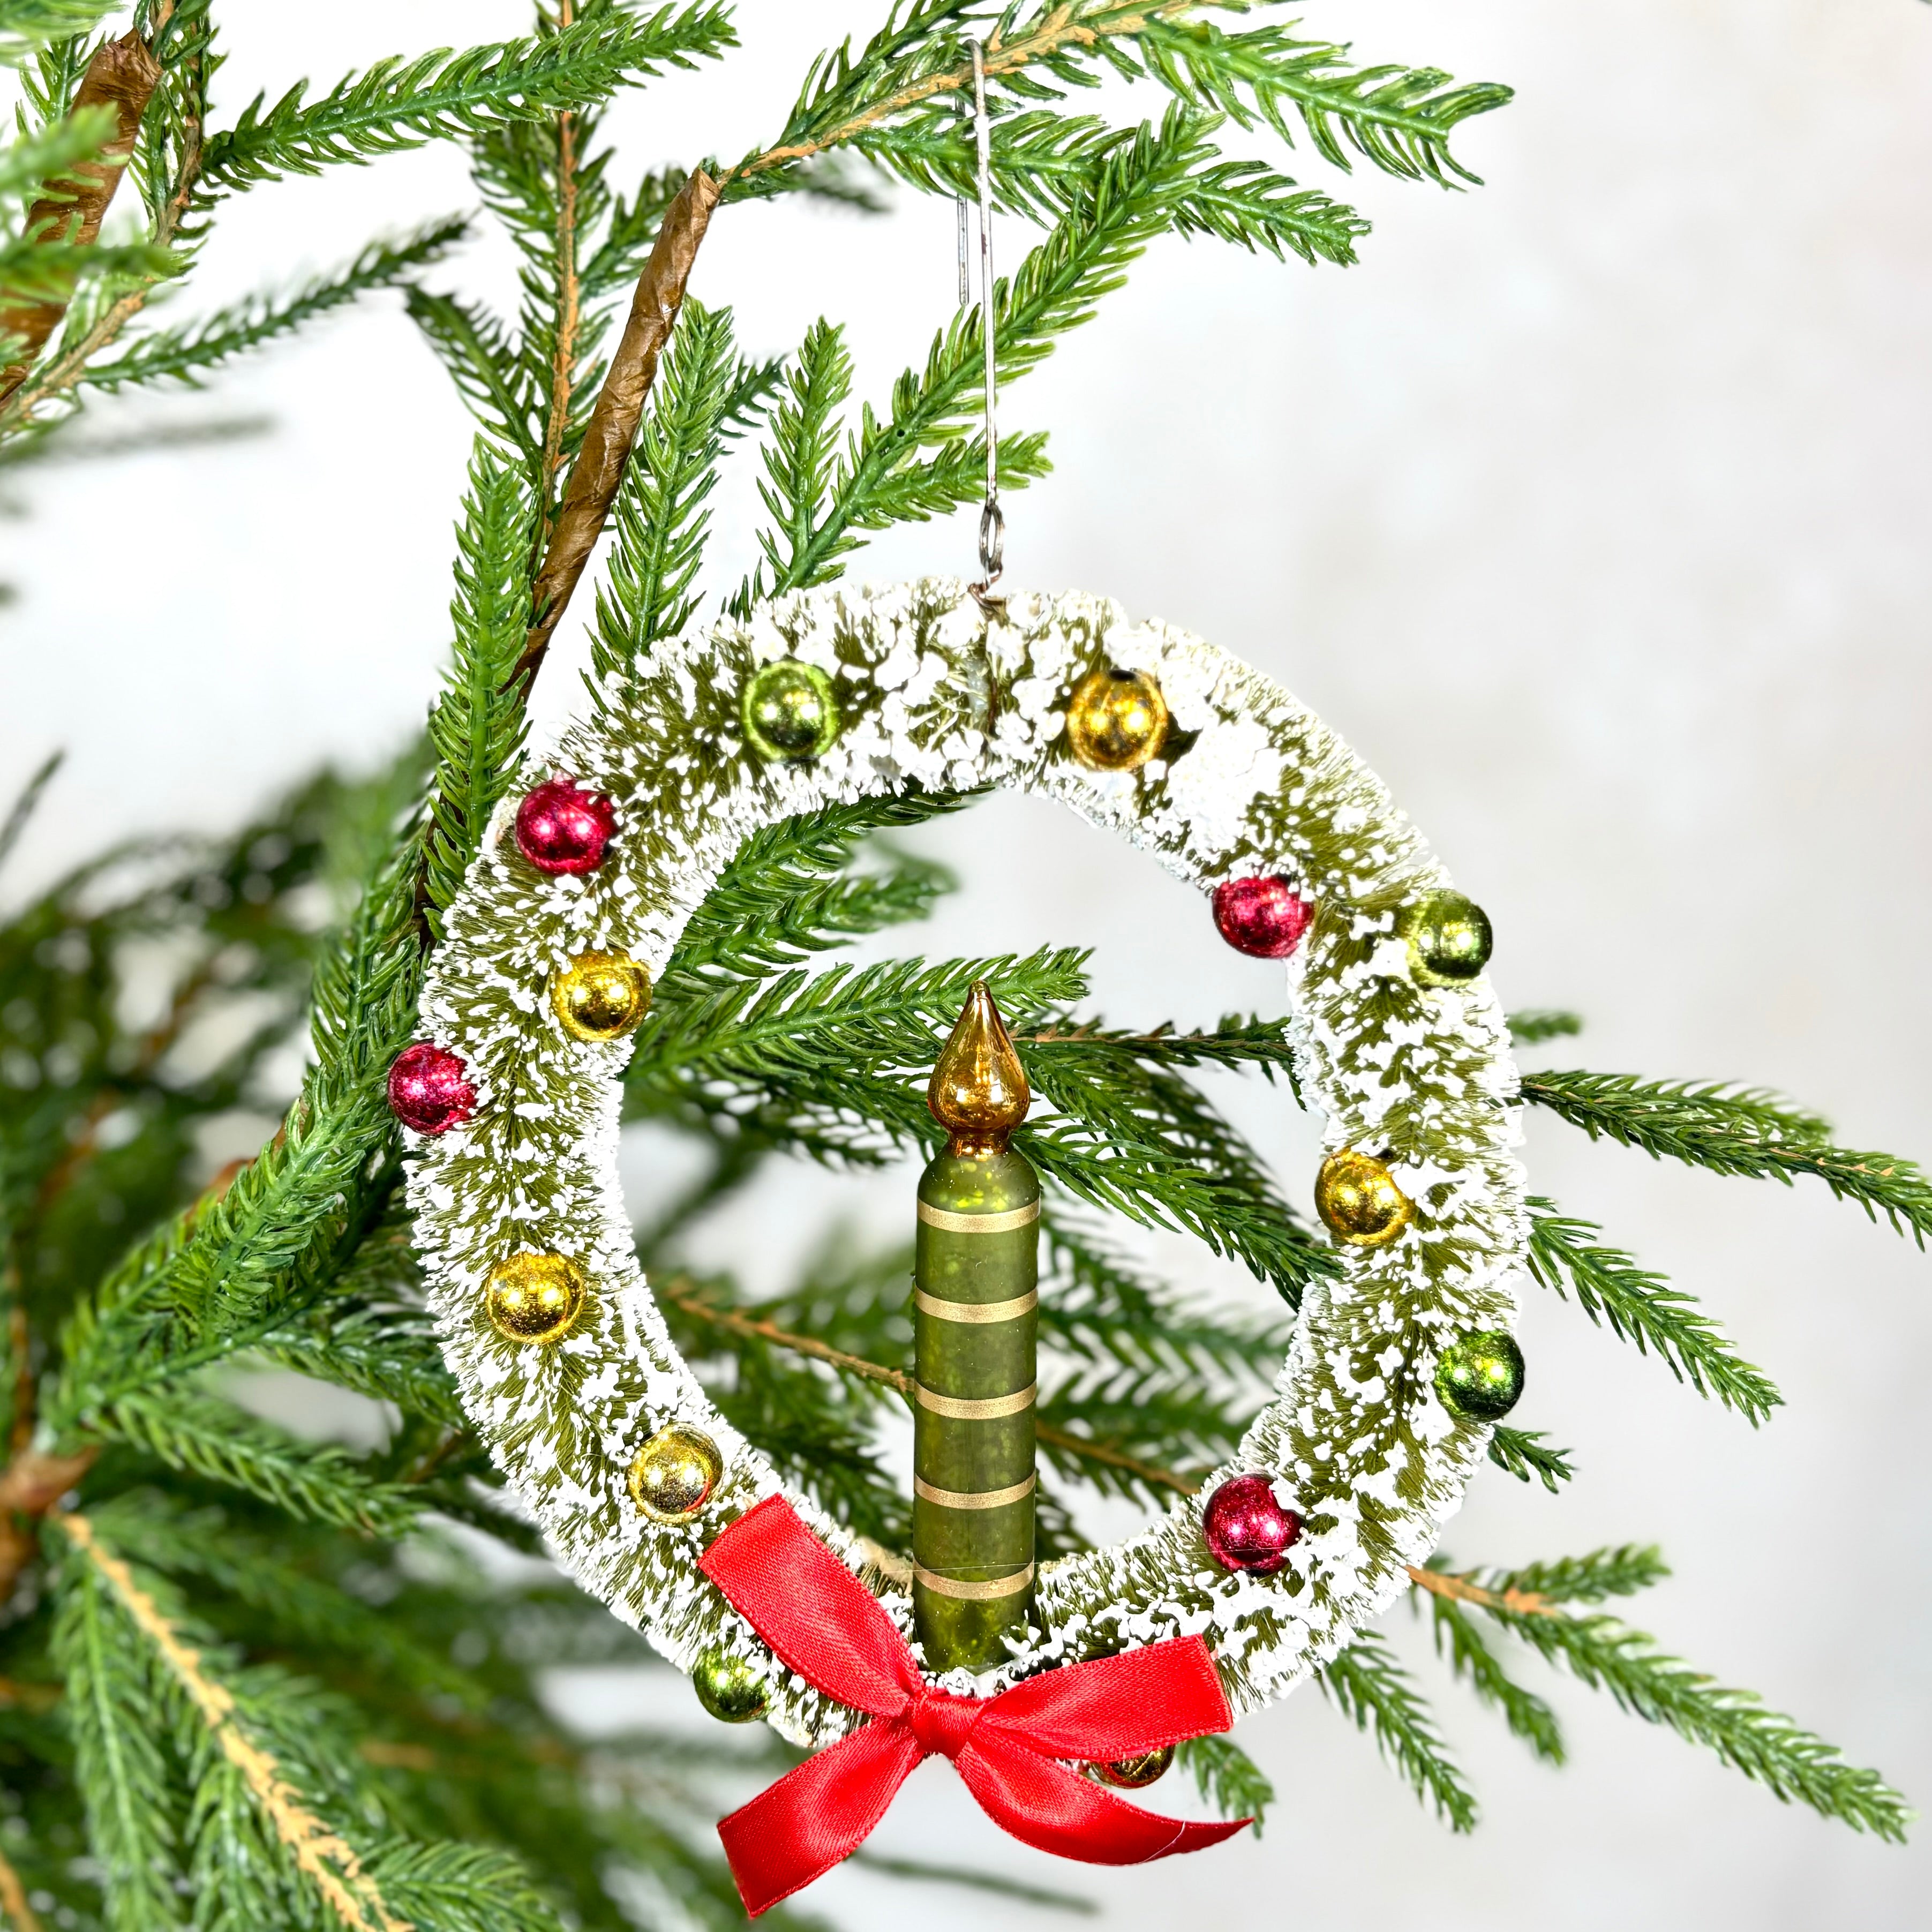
[199,9,736,191]
[1523,1069,1932,1243]
[1485,1426,1574,1491]
[1526,1197,1782,1420]
[1318,1629,1478,1830]
[79,217,471,393]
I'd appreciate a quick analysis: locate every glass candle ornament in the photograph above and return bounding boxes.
[693,1647,768,1723]
[485,1251,586,1344]
[1398,889,1493,986]
[1314,1149,1414,1248]
[550,951,651,1042]
[912,982,1039,1671]
[627,1423,724,1524]
[1212,876,1313,959]
[742,659,840,761]
[386,1042,476,1134]
[1064,667,1169,771]
[513,778,616,876]
[1434,1329,1525,1423]
[1201,1474,1302,1575]
[1093,1745,1175,1790]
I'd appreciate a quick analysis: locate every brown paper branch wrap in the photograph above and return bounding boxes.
[512,167,721,690]
[0,32,161,404]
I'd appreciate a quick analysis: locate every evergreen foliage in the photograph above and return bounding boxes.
[0,3,1918,1925]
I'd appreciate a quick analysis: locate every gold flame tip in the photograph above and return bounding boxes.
[927,981,1029,1153]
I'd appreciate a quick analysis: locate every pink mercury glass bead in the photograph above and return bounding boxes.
[1201,1474,1302,1575]
[1211,876,1313,959]
[386,1042,477,1134]
[514,778,617,876]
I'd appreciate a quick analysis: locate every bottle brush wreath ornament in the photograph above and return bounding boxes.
[404,576,1524,1910]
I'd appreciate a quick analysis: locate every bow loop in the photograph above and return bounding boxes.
[699,1497,1251,1917]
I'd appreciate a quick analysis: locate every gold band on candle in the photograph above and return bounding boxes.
[914,1562,1036,1601]
[916,1198,1040,1235]
[913,1287,1038,1325]
[914,1473,1037,1512]
[915,1381,1036,1420]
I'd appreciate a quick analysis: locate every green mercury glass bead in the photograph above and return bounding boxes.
[1398,890,1493,986]
[742,659,839,761]
[692,1647,768,1723]
[1434,1329,1525,1423]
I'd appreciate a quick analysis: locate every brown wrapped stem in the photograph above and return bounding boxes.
[0,32,161,404]
[511,166,720,690]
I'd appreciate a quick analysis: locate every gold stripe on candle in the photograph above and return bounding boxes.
[914,1562,1036,1601]
[914,1473,1037,1512]
[913,1287,1038,1325]
[915,1381,1036,1420]
[916,1198,1041,1235]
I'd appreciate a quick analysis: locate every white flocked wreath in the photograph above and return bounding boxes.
[406,578,1527,1747]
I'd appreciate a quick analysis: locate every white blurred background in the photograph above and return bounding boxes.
[5,2,1931,1926]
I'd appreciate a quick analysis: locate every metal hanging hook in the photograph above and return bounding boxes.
[961,37,1004,615]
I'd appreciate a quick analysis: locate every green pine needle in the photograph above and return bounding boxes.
[201,7,738,191]
[1319,1629,1478,1830]
[1522,1069,1932,1245]
[1526,1197,1782,1421]
[1486,1426,1574,1491]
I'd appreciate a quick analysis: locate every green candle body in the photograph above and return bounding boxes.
[912,1144,1039,1669]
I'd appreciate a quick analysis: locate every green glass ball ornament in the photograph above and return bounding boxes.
[742,659,840,761]
[693,1647,769,1724]
[1397,890,1493,987]
[1434,1329,1525,1423]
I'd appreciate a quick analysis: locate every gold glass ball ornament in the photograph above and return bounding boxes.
[742,658,840,761]
[1314,1148,1414,1248]
[1064,667,1169,772]
[549,950,651,1043]
[627,1424,724,1525]
[1434,1329,1525,1423]
[693,1647,769,1724]
[1398,889,1493,987]
[1092,1744,1175,1790]
[485,1251,587,1344]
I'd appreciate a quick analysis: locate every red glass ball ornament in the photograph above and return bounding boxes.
[1201,1474,1302,1575]
[387,1043,477,1134]
[514,779,616,876]
[1211,876,1312,959]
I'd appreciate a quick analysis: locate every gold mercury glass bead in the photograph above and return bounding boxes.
[928,981,1032,1156]
[1093,1744,1176,1789]
[485,1251,587,1343]
[1064,666,1169,772]
[628,1423,724,1524]
[1314,1148,1414,1248]
[550,949,651,1042]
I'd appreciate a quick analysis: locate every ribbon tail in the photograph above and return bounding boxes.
[717,1720,924,1918]
[956,1735,1251,1868]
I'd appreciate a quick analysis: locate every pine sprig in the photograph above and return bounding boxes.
[1422,1591,1565,1765]
[1175,1734,1275,1830]
[405,288,546,469]
[1131,14,1510,186]
[1486,1426,1574,1491]
[1318,1629,1478,1830]
[420,438,537,933]
[200,7,739,191]
[1508,1008,1583,1044]
[78,216,470,393]
[1527,1197,1782,1421]
[1522,1069,1932,1245]
[593,298,780,675]
[1472,1561,1910,1840]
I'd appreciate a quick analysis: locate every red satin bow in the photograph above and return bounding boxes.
[698,1495,1250,1916]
